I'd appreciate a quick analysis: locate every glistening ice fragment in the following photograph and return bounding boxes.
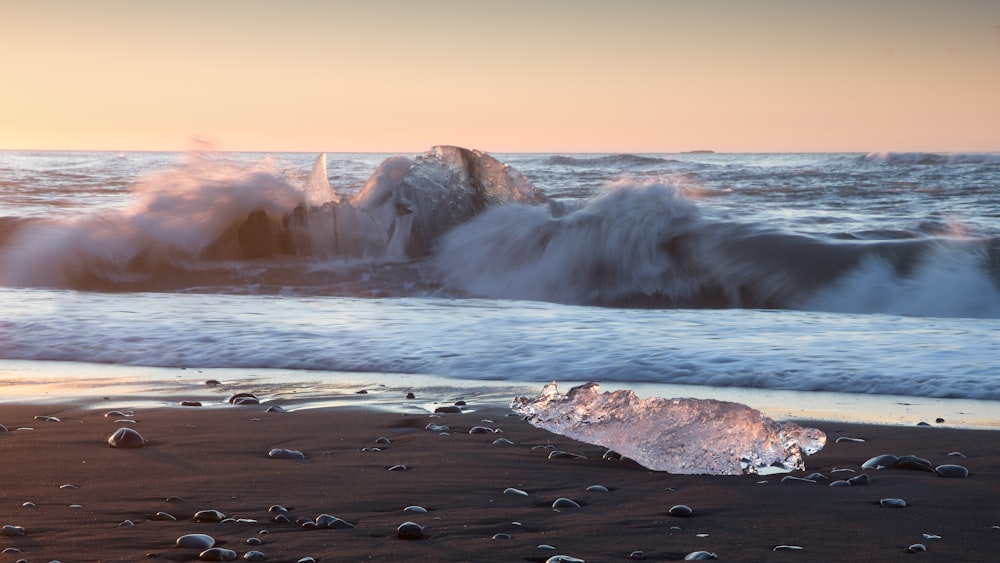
[511,382,825,475]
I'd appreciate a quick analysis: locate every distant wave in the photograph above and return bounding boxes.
[862,152,1000,166]
[545,154,674,167]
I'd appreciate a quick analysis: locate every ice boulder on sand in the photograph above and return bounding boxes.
[511,382,825,475]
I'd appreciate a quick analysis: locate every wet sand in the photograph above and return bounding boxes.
[1,395,998,562]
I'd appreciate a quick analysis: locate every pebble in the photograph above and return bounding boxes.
[905,543,927,553]
[0,548,19,554]
[1,525,25,536]
[603,450,623,460]
[861,454,898,470]
[503,487,529,496]
[35,415,60,422]
[684,552,718,560]
[847,474,872,486]
[244,551,266,561]
[272,514,292,524]
[630,550,645,560]
[228,393,260,405]
[546,557,585,563]
[0,424,6,432]
[265,405,287,413]
[934,464,969,478]
[118,519,135,527]
[315,514,356,529]
[829,480,852,487]
[107,427,146,448]
[194,509,227,523]
[268,505,289,513]
[397,521,424,540]
[176,533,215,549]
[668,504,694,517]
[154,511,177,521]
[246,537,263,545]
[947,451,967,458]
[434,406,462,414]
[375,436,391,444]
[404,506,428,513]
[879,498,908,508]
[199,547,238,561]
[21,501,35,508]
[355,389,368,394]
[387,464,408,471]
[205,379,222,386]
[179,401,202,407]
[586,485,609,492]
[425,423,450,432]
[104,410,130,418]
[896,455,934,472]
[551,498,581,509]
[268,448,305,460]
[548,451,587,460]
[781,476,816,484]
[493,533,512,540]
[493,438,515,445]
[406,392,416,399]
[469,426,493,434]
[804,473,829,482]
[454,400,467,406]
[835,436,865,443]
[773,545,804,551]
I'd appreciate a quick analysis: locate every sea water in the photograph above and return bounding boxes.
[0,149,998,426]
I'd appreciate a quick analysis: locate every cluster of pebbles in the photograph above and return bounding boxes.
[0,391,991,561]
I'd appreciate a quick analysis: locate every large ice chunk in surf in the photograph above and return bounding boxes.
[511,382,825,475]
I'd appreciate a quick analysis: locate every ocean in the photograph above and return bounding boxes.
[1,148,998,425]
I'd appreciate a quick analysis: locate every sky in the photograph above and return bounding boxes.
[2,0,999,153]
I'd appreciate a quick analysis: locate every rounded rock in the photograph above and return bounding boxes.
[668,504,694,517]
[684,552,718,560]
[861,454,898,470]
[552,497,581,509]
[879,498,908,508]
[847,474,872,486]
[199,547,238,561]
[107,427,146,448]
[493,533,512,540]
[896,455,934,472]
[154,511,177,521]
[905,543,927,553]
[403,505,428,513]
[935,464,969,478]
[434,406,462,414]
[630,550,646,560]
[1,525,25,536]
[176,533,215,549]
[228,393,260,405]
[179,401,202,407]
[586,485,609,492]
[194,509,227,523]
[246,537,263,546]
[397,521,424,540]
[244,551,266,561]
[503,487,529,496]
[546,557,586,563]
[268,448,305,460]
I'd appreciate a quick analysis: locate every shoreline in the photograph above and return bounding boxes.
[2,360,999,430]
[1,398,998,561]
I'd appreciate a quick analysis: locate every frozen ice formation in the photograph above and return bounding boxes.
[510,382,826,475]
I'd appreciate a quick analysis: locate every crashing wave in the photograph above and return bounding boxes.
[511,382,826,475]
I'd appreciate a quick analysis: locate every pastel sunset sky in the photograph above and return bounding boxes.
[3,0,999,153]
